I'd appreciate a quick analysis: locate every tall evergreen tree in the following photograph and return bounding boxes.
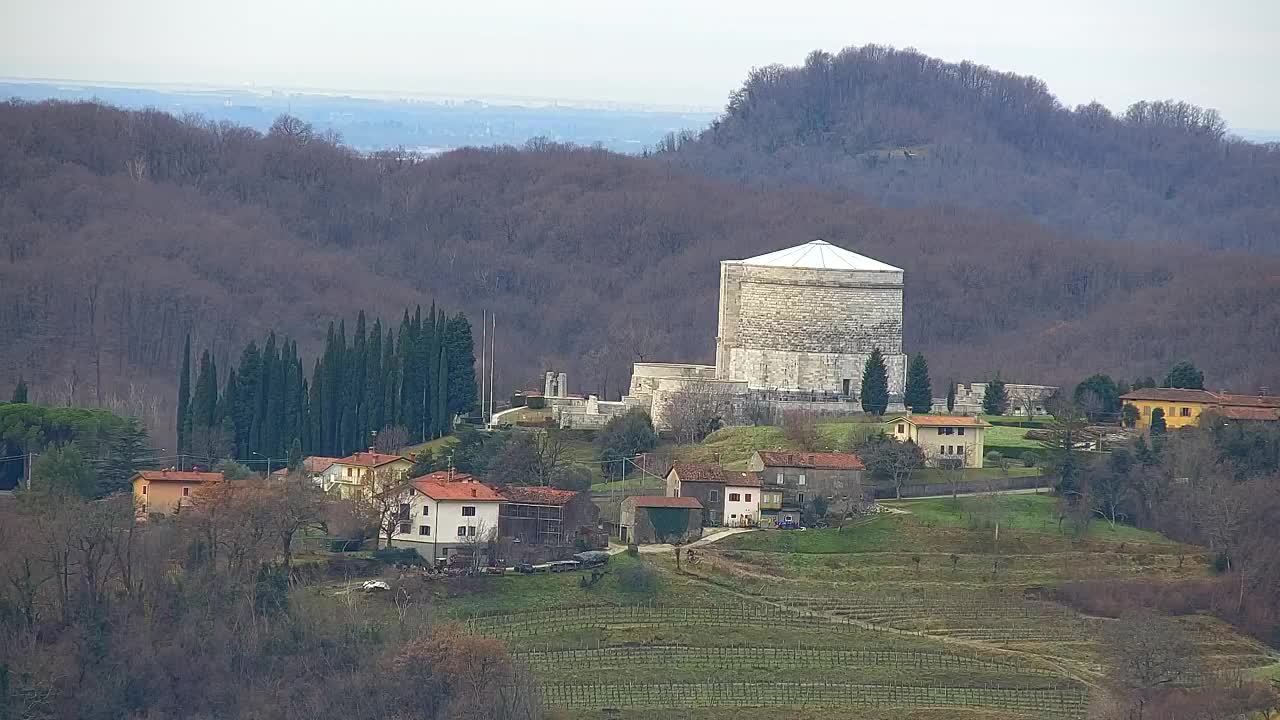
[946,380,956,412]
[444,312,478,417]
[352,311,368,451]
[11,379,28,403]
[1163,361,1204,390]
[191,350,218,429]
[397,311,418,438]
[100,417,149,496]
[860,348,889,416]
[308,359,323,453]
[436,332,449,437]
[983,376,1008,415]
[365,319,384,433]
[234,341,261,459]
[177,334,192,453]
[903,352,933,414]
[383,327,398,429]
[220,367,239,454]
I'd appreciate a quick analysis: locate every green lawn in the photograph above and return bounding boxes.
[982,425,1041,449]
[910,466,1043,485]
[401,434,459,458]
[890,495,1176,545]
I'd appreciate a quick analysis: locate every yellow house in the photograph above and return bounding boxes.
[317,451,414,497]
[132,469,224,516]
[886,415,990,469]
[1121,388,1280,429]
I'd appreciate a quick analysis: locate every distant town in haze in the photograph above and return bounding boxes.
[0,78,718,153]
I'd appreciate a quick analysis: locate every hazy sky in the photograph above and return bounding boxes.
[3,0,1278,127]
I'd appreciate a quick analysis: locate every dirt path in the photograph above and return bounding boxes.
[607,527,755,555]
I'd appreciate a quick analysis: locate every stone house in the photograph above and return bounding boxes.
[498,486,600,546]
[132,469,224,517]
[747,451,867,523]
[665,462,727,525]
[619,496,703,544]
[888,415,989,469]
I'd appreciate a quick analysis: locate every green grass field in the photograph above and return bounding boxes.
[982,425,1042,449]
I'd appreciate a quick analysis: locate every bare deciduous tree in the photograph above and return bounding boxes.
[664,382,734,445]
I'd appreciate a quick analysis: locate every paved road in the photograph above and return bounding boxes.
[607,527,754,555]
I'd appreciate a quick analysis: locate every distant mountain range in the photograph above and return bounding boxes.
[0,79,716,154]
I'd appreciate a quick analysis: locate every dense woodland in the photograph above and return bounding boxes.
[2,47,1280,447]
[665,44,1280,252]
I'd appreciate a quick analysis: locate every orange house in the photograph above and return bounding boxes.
[132,469,224,516]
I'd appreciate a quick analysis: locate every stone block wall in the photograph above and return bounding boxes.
[716,262,905,394]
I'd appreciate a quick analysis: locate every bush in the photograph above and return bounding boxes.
[617,563,659,596]
[372,547,427,567]
[1020,451,1039,468]
[984,450,1003,465]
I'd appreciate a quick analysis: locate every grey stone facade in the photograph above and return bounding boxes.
[716,255,908,395]
[747,452,869,520]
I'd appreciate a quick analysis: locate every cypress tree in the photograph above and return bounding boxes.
[860,348,889,416]
[11,379,28,403]
[235,341,261,459]
[946,379,956,412]
[221,368,240,456]
[177,334,192,453]
[300,376,311,454]
[983,376,1008,416]
[308,359,323,453]
[366,319,384,433]
[903,353,933,414]
[397,311,417,437]
[444,312,478,418]
[436,339,449,437]
[352,311,368,451]
[384,328,399,429]
[321,322,339,454]
[192,350,218,429]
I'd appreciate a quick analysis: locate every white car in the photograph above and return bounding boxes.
[361,580,391,593]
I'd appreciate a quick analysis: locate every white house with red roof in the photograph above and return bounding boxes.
[723,471,762,527]
[390,471,505,560]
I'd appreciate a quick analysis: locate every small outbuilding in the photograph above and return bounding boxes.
[620,496,703,545]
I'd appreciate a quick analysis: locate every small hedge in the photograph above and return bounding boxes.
[372,547,428,567]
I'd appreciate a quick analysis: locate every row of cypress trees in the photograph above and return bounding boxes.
[860,348,935,415]
[176,305,477,462]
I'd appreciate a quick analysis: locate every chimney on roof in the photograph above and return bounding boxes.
[1261,387,1270,397]
[471,488,477,497]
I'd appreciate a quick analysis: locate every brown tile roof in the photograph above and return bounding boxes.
[1120,388,1220,403]
[725,471,762,488]
[412,477,504,501]
[335,452,408,468]
[301,456,343,473]
[1212,406,1280,421]
[670,462,724,483]
[755,451,865,470]
[628,495,703,509]
[135,470,224,484]
[501,486,580,505]
[1215,393,1280,409]
[892,415,991,428]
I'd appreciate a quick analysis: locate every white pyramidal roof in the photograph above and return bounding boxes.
[733,240,902,272]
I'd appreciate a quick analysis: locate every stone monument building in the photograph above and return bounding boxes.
[715,240,907,396]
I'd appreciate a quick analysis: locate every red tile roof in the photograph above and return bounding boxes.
[628,495,703,509]
[892,415,991,428]
[412,470,477,484]
[135,470,224,483]
[412,477,504,501]
[669,462,724,483]
[755,451,865,470]
[1120,388,1220,403]
[335,452,408,468]
[501,486,580,505]
[725,471,762,488]
[1215,393,1280,409]
[1212,406,1280,421]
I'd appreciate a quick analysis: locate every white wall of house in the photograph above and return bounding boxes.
[723,485,760,526]
[391,492,501,557]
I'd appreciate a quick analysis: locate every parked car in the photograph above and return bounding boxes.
[549,560,581,573]
[361,580,391,593]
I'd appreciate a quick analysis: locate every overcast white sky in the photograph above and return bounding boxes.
[3,0,1278,127]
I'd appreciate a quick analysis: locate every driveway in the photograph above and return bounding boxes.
[606,527,755,555]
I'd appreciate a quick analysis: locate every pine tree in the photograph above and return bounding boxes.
[444,312,478,418]
[11,379,28,403]
[1163,361,1204,390]
[100,417,149,496]
[946,380,956,412]
[177,334,192,454]
[860,348,889,416]
[903,353,932,414]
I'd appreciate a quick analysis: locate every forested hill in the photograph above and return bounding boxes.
[1,100,1278,439]
[665,44,1280,252]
